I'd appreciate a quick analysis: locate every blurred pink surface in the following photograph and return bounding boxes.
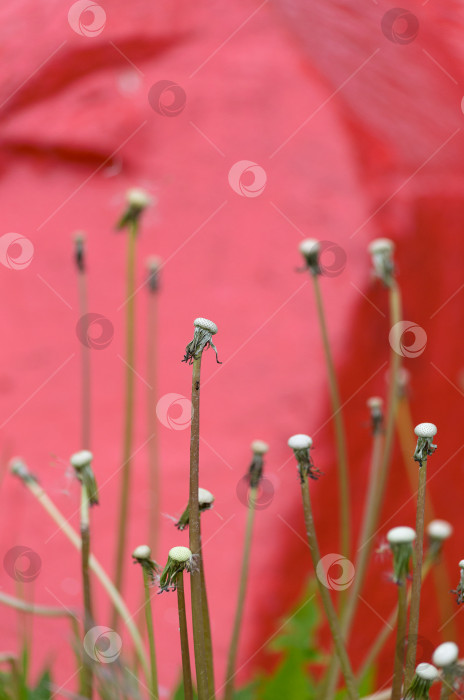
[1,0,464,695]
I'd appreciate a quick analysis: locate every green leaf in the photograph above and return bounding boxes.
[172,675,198,700]
[28,671,52,700]
[258,653,313,700]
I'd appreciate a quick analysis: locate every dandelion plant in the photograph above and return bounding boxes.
[132,545,159,700]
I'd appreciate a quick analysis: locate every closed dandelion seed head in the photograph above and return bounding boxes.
[132,544,158,583]
[415,423,438,438]
[387,526,416,583]
[251,440,269,455]
[70,450,98,506]
[159,547,193,592]
[198,488,214,506]
[299,238,321,275]
[169,546,192,563]
[405,663,439,699]
[368,238,395,256]
[387,526,416,544]
[132,545,152,561]
[416,663,439,681]
[9,457,37,484]
[288,434,321,482]
[117,187,153,229]
[183,317,220,364]
[248,441,268,488]
[432,642,459,668]
[414,423,438,465]
[175,488,214,530]
[427,520,453,541]
[70,450,93,469]
[367,396,384,434]
[459,560,464,569]
[288,434,313,450]
[368,237,395,285]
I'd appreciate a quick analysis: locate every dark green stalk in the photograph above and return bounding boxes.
[176,571,193,700]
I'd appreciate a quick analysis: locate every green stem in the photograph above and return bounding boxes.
[77,268,91,449]
[147,283,160,559]
[18,476,150,680]
[391,575,408,700]
[200,547,215,700]
[113,218,137,624]
[300,476,358,700]
[312,275,350,563]
[142,567,159,700]
[176,571,193,700]
[0,592,77,618]
[188,355,209,700]
[224,486,257,700]
[403,458,428,688]
[439,675,453,700]
[80,484,94,699]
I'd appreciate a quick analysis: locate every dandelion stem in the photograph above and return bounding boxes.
[200,547,215,700]
[189,355,209,700]
[300,475,358,700]
[76,243,91,449]
[311,275,351,563]
[113,218,138,622]
[80,483,94,699]
[0,593,77,618]
[147,267,160,558]
[391,574,408,700]
[439,678,453,700]
[142,566,159,700]
[224,486,257,700]
[176,570,193,700]
[15,474,150,680]
[403,458,428,688]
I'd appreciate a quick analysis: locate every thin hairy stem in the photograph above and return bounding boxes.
[77,265,91,449]
[176,571,193,700]
[224,487,257,700]
[391,575,408,700]
[404,459,428,688]
[189,355,209,700]
[312,275,350,562]
[200,547,215,700]
[80,484,94,699]
[300,476,358,700]
[17,476,150,679]
[147,281,160,558]
[113,218,138,623]
[142,567,159,700]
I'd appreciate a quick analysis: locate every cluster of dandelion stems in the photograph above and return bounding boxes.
[3,216,459,700]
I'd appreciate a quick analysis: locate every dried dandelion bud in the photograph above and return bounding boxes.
[70,450,99,506]
[9,457,37,484]
[427,520,453,560]
[117,187,153,229]
[146,256,162,293]
[132,544,159,583]
[299,239,321,275]
[368,237,395,286]
[159,547,193,592]
[288,434,321,482]
[73,231,86,272]
[413,423,438,466]
[247,440,269,488]
[367,396,384,434]
[451,562,464,605]
[387,526,416,583]
[175,488,215,531]
[183,317,220,364]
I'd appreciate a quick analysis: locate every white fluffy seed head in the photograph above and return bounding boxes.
[299,238,320,257]
[387,526,416,544]
[198,488,214,505]
[368,238,395,255]
[194,318,218,335]
[251,440,269,455]
[70,450,93,469]
[288,434,313,450]
[367,396,383,409]
[169,546,192,563]
[132,545,151,560]
[427,520,453,541]
[432,642,459,667]
[414,422,437,438]
[459,560,464,570]
[126,187,152,209]
[415,663,439,681]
